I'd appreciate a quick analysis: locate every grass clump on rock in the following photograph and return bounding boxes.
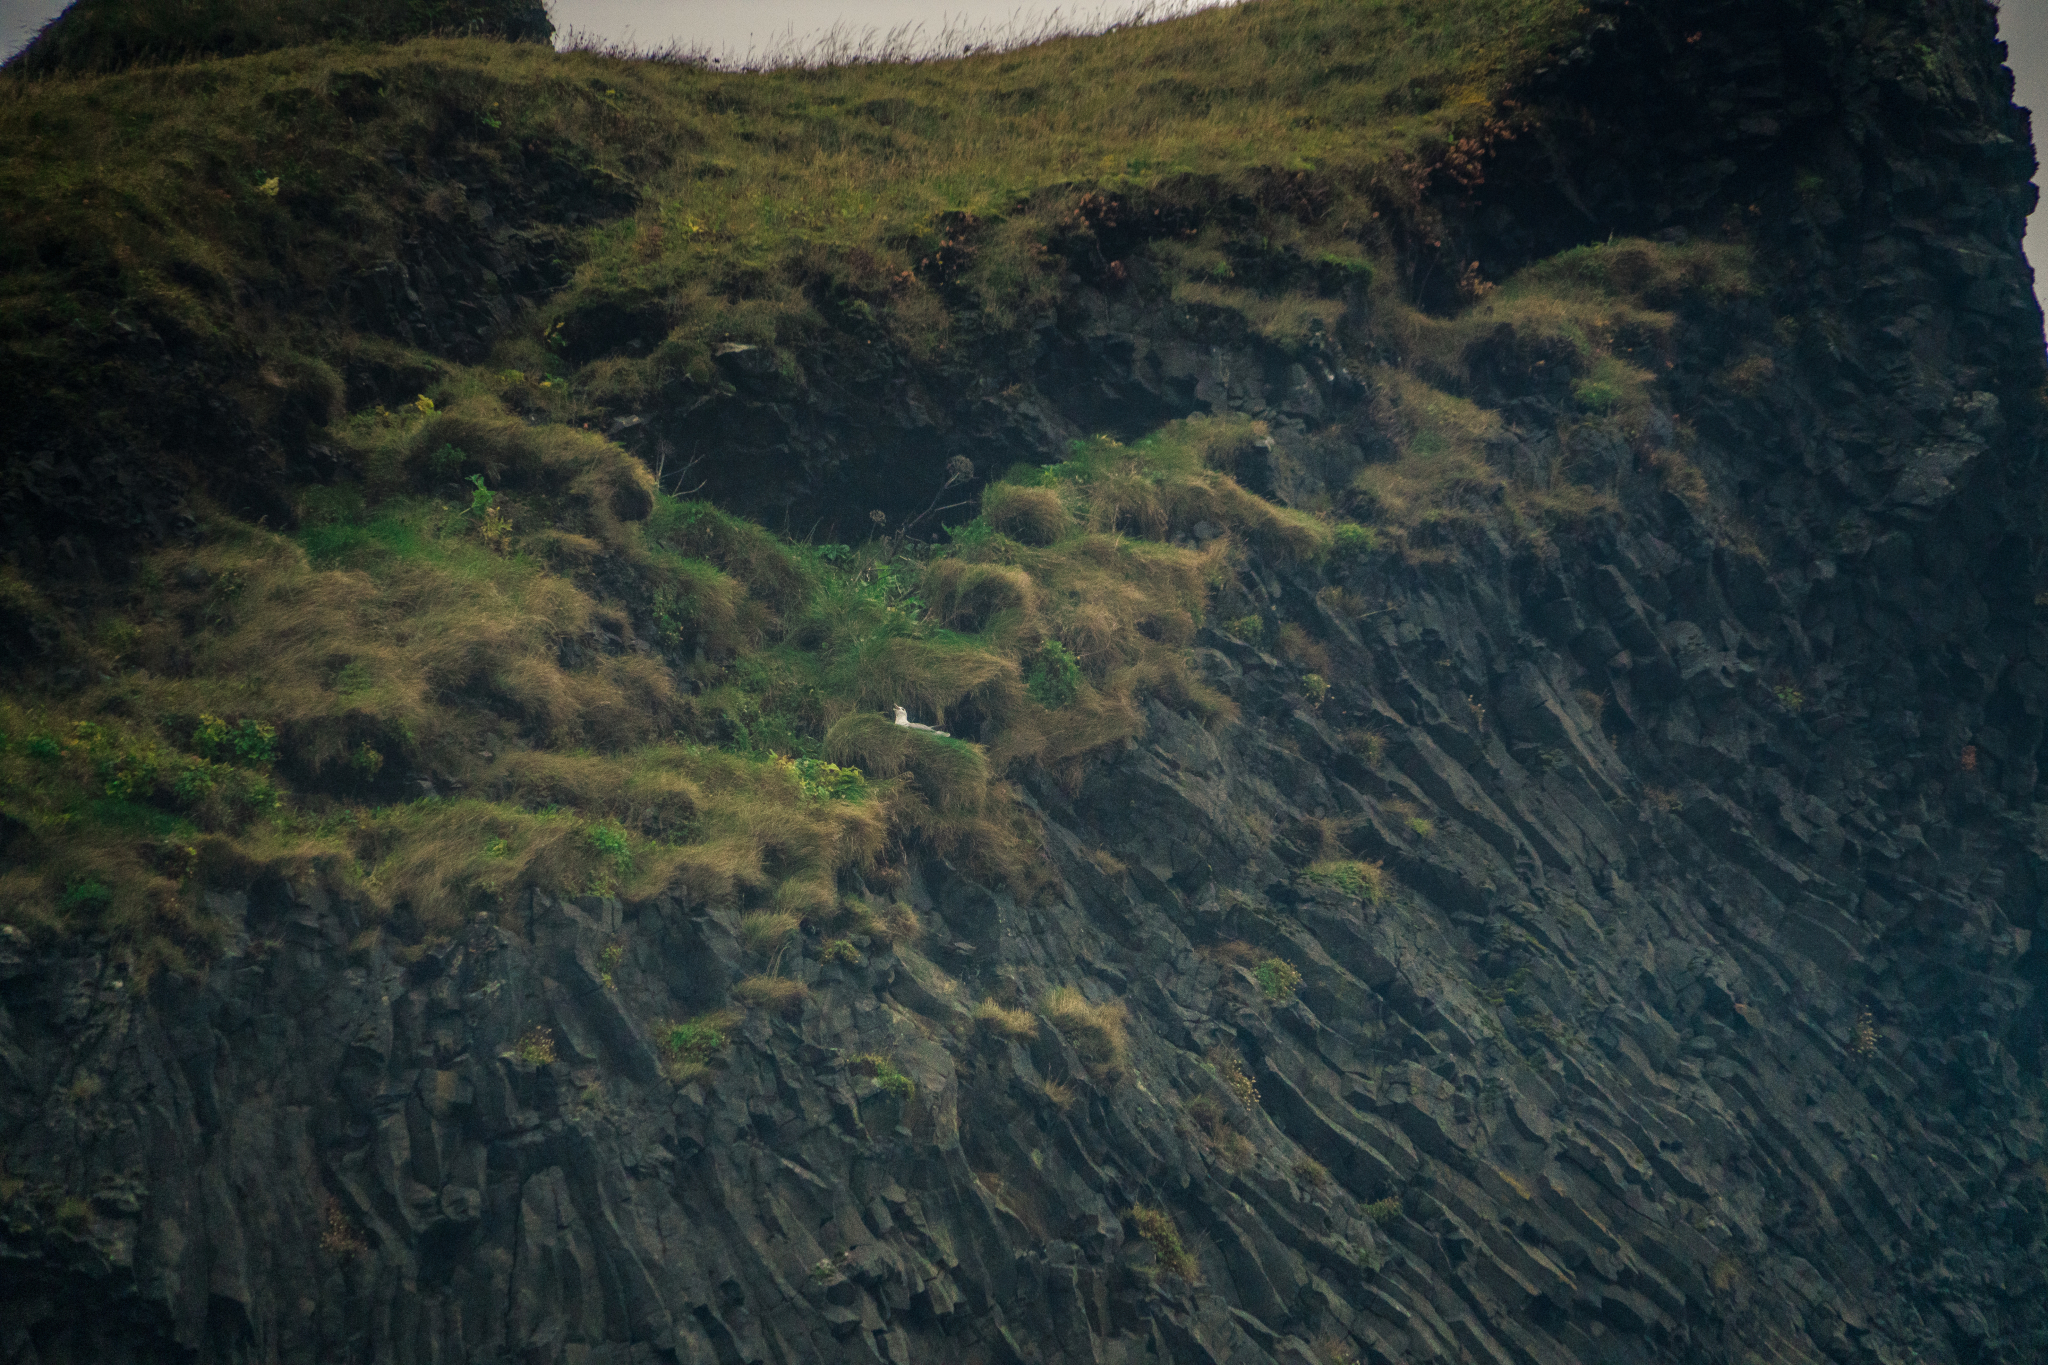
[1044,986,1131,1080]
[1300,859,1388,906]
[973,999,1040,1039]
[1130,1205,1198,1279]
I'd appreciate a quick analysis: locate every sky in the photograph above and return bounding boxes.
[1,0,2044,310]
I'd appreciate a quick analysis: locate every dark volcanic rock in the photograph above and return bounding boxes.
[5,1,2048,1363]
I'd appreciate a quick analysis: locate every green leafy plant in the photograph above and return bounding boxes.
[1330,523,1379,559]
[1363,1196,1401,1225]
[1026,639,1082,708]
[586,822,633,889]
[1254,956,1302,1002]
[1298,859,1387,905]
[1301,672,1328,705]
[514,1026,557,1065]
[192,713,276,765]
[785,756,869,801]
[820,938,862,965]
[598,941,625,990]
[847,1052,914,1097]
[1207,1044,1260,1106]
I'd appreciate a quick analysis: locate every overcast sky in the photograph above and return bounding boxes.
[3,0,2045,315]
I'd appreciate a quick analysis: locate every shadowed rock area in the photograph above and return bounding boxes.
[4,1,2048,1363]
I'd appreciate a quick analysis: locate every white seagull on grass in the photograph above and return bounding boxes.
[893,705,950,737]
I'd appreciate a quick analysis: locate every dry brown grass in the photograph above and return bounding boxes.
[973,999,1040,1039]
[1043,986,1131,1080]
[738,910,802,957]
[733,975,809,1015]
[981,485,1071,546]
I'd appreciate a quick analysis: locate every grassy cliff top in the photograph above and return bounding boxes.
[1,0,1580,391]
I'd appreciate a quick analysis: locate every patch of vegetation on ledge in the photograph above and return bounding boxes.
[0,412,1329,979]
[0,0,1778,981]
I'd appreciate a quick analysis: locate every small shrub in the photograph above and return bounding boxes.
[974,999,1039,1039]
[847,1053,914,1097]
[853,898,922,945]
[514,1026,557,1066]
[54,1196,91,1233]
[787,756,869,801]
[192,713,276,765]
[820,938,862,965]
[1330,523,1379,560]
[1207,1044,1260,1106]
[1186,1095,1255,1169]
[319,1197,367,1255]
[1130,1205,1197,1279]
[1254,957,1302,1002]
[738,910,802,957]
[1773,684,1805,713]
[61,879,113,912]
[598,941,625,990]
[659,1012,734,1083]
[1342,729,1387,766]
[1026,640,1083,709]
[1043,986,1131,1080]
[1301,672,1328,705]
[1570,378,1622,413]
[1363,1196,1401,1225]
[1223,614,1264,642]
[1851,1010,1878,1057]
[1405,816,1434,838]
[1292,1156,1330,1189]
[1299,859,1386,905]
[734,975,809,1015]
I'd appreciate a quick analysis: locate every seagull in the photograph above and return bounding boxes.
[893,705,950,737]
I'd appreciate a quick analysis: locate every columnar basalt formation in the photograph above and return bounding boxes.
[3,2,2047,1364]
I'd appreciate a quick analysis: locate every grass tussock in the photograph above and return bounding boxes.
[1043,985,1131,1080]
[1130,1204,1198,1279]
[1300,859,1388,906]
[733,975,809,1015]
[973,998,1040,1039]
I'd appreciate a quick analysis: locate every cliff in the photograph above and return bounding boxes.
[3,2,2048,1364]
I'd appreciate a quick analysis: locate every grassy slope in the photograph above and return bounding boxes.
[0,0,1766,982]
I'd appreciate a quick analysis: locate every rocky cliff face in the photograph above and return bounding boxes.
[5,2,2048,1364]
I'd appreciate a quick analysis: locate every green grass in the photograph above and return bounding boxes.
[0,0,1585,466]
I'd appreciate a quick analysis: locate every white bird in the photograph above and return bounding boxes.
[893,704,950,737]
